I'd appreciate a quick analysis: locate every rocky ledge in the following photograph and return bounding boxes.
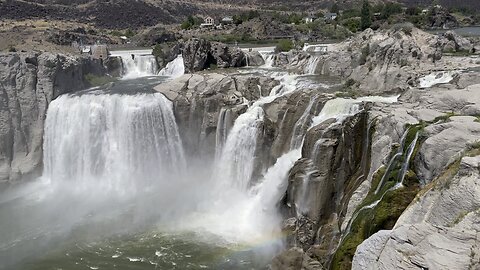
[0,52,106,183]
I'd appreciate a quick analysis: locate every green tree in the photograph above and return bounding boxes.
[360,0,372,30]
[331,2,340,14]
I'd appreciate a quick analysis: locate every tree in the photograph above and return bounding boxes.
[360,0,372,30]
[331,2,340,14]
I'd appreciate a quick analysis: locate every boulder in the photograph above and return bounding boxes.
[442,31,474,52]
[245,51,264,66]
[182,39,246,72]
[210,42,245,68]
[182,38,212,73]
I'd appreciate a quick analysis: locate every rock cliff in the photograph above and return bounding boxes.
[0,52,106,183]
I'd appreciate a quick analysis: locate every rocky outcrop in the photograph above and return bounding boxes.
[275,27,469,94]
[245,51,265,66]
[353,155,480,270]
[182,39,245,73]
[427,6,459,29]
[341,83,480,270]
[0,52,106,183]
[104,56,123,77]
[154,73,278,160]
[441,31,475,53]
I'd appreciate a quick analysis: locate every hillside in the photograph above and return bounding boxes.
[1,0,479,30]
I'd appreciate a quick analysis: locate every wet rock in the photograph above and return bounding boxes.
[427,6,459,29]
[0,52,106,182]
[154,73,277,160]
[270,248,324,270]
[182,39,246,72]
[210,42,245,68]
[245,51,264,66]
[104,56,123,77]
[182,38,212,73]
[353,155,480,270]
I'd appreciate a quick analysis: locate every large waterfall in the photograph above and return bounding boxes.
[110,49,158,79]
[44,93,185,192]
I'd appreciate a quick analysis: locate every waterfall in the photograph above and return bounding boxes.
[310,96,399,129]
[304,55,321,74]
[215,107,233,160]
[290,95,320,150]
[44,92,185,192]
[109,49,158,79]
[374,128,409,194]
[398,132,419,186]
[215,107,264,190]
[259,51,275,68]
[158,55,185,78]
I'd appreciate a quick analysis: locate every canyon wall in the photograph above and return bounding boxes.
[0,52,106,183]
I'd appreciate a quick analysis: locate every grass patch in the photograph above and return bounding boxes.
[84,73,117,87]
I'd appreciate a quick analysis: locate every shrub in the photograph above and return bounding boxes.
[275,39,294,52]
[342,17,361,32]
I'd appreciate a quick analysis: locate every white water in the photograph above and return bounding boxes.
[110,50,158,79]
[158,55,185,78]
[419,70,457,88]
[215,107,264,190]
[290,95,320,150]
[310,96,399,129]
[304,55,321,74]
[44,93,186,193]
[215,108,233,160]
[259,51,275,68]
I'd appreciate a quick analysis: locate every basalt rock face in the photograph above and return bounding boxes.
[277,27,449,94]
[154,73,278,161]
[345,83,480,270]
[0,52,106,183]
[182,39,246,73]
[272,110,371,269]
[353,155,480,270]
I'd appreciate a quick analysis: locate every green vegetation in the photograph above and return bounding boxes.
[7,45,16,52]
[332,122,426,270]
[152,44,165,58]
[181,16,203,30]
[233,10,260,25]
[84,74,117,87]
[330,3,340,14]
[110,29,137,38]
[359,44,370,65]
[360,0,372,30]
[342,17,361,33]
[275,39,294,52]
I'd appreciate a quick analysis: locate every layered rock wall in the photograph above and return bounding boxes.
[0,52,106,183]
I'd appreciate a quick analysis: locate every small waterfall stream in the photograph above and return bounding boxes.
[158,55,185,78]
[109,49,158,79]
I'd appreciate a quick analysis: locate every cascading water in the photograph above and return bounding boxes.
[290,95,320,150]
[215,107,264,190]
[259,51,275,68]
[109,50,158,79]
[44,93,186,192]
[158,55,185,78]
[304,55,321,74]
[215,107,233,160]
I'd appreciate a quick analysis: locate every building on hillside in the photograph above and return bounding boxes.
[221,16,234,24]
[304,16,317,24]
[324,13,337,21]
[201,16,215,27]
